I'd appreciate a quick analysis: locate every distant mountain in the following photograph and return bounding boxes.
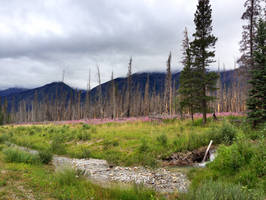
[89,70,236,99]
[1,82,75,110]
[0,88,28,97]
[1,70,237,110]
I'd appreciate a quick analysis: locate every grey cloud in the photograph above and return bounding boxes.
[0,0,247,89]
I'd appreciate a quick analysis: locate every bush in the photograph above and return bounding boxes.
[50,137,66,155]
[82,124,91,129]
[55,168,78,186]
[235,169,257,188]
[0,134,9,144]
[103,140,119,150]
[184,180,263,200]
[73,146,91,159]
[136,139,157,168]
[3,147,40,164]
[76,131,91,141]
[156,134,168,147]
[249,140,266,177]
[208,139,265,191]
[39,150,53,164]
[210,144,247,174]
[138,139,149,153]
[216,122,237,144]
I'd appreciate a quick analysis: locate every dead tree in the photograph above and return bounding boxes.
[111,71,117,119]
[164,52,172,115]
[97,65,103,118]
[126,57,133,117]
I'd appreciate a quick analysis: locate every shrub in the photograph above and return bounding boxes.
[74,147,91,159]
[104,150,124,166]
[55,168,78,186]
[39,150,53,164]
[82,124,91,130]
[235,169,257,188]
[210,144,246,174]
[0,144,6,151]
[50,137,66,155]
[138,139,149,153]
[217,122,237,144]
[76,131,91,141]
[103,140,119,150]
[3,147,40,164]
[156,134,168,147]
[28,130,35,136]
[0,134,9,144]
[137,139,157,168]
[249,141,266,177]
[0,179,6,187]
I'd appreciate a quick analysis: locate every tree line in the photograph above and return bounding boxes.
[0,0,265,127]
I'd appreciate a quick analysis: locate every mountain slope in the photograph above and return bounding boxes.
[0,88,28,97]
[1,70,237,109]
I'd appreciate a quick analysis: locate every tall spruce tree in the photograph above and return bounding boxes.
[191,0,219,124]
[246,19,266,127]
[179,28,198,121]
[239,0,262,70]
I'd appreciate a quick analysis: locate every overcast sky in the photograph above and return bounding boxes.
[0,0,246,90]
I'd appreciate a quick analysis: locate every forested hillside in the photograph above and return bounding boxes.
[0,68,246,123]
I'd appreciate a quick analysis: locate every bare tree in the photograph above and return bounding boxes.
[144,74,150,116]
[126,57,133,117]
[97,65,103,118]
[111,71,117,119]
[164,52,172,115]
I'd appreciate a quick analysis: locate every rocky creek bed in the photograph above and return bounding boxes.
[12,145,190,193]
[12,144,217,193]
[53,156,190,193]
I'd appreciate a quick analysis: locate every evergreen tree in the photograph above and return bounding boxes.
[191,0,219,123]
[179,28,198,121]
[239,0,262,70]
[247,19,266,127]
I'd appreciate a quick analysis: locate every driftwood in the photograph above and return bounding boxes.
[202,140,213,163]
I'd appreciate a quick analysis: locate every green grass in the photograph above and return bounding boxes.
[182,180,263,200]
[0,151,166,200]
[0,117,242,167]
[3,147,41,164]
[38,149,53,164]
[186,124,266,199]
[0,117,265,199]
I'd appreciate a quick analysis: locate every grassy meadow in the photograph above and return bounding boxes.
[0,116,265,199]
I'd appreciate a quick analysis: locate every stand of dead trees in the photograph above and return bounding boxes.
[2,63,248,124]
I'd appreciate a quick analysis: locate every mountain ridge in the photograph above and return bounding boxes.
[0,70,236,109]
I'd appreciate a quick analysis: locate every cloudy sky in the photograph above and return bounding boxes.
[0,0,246,90]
